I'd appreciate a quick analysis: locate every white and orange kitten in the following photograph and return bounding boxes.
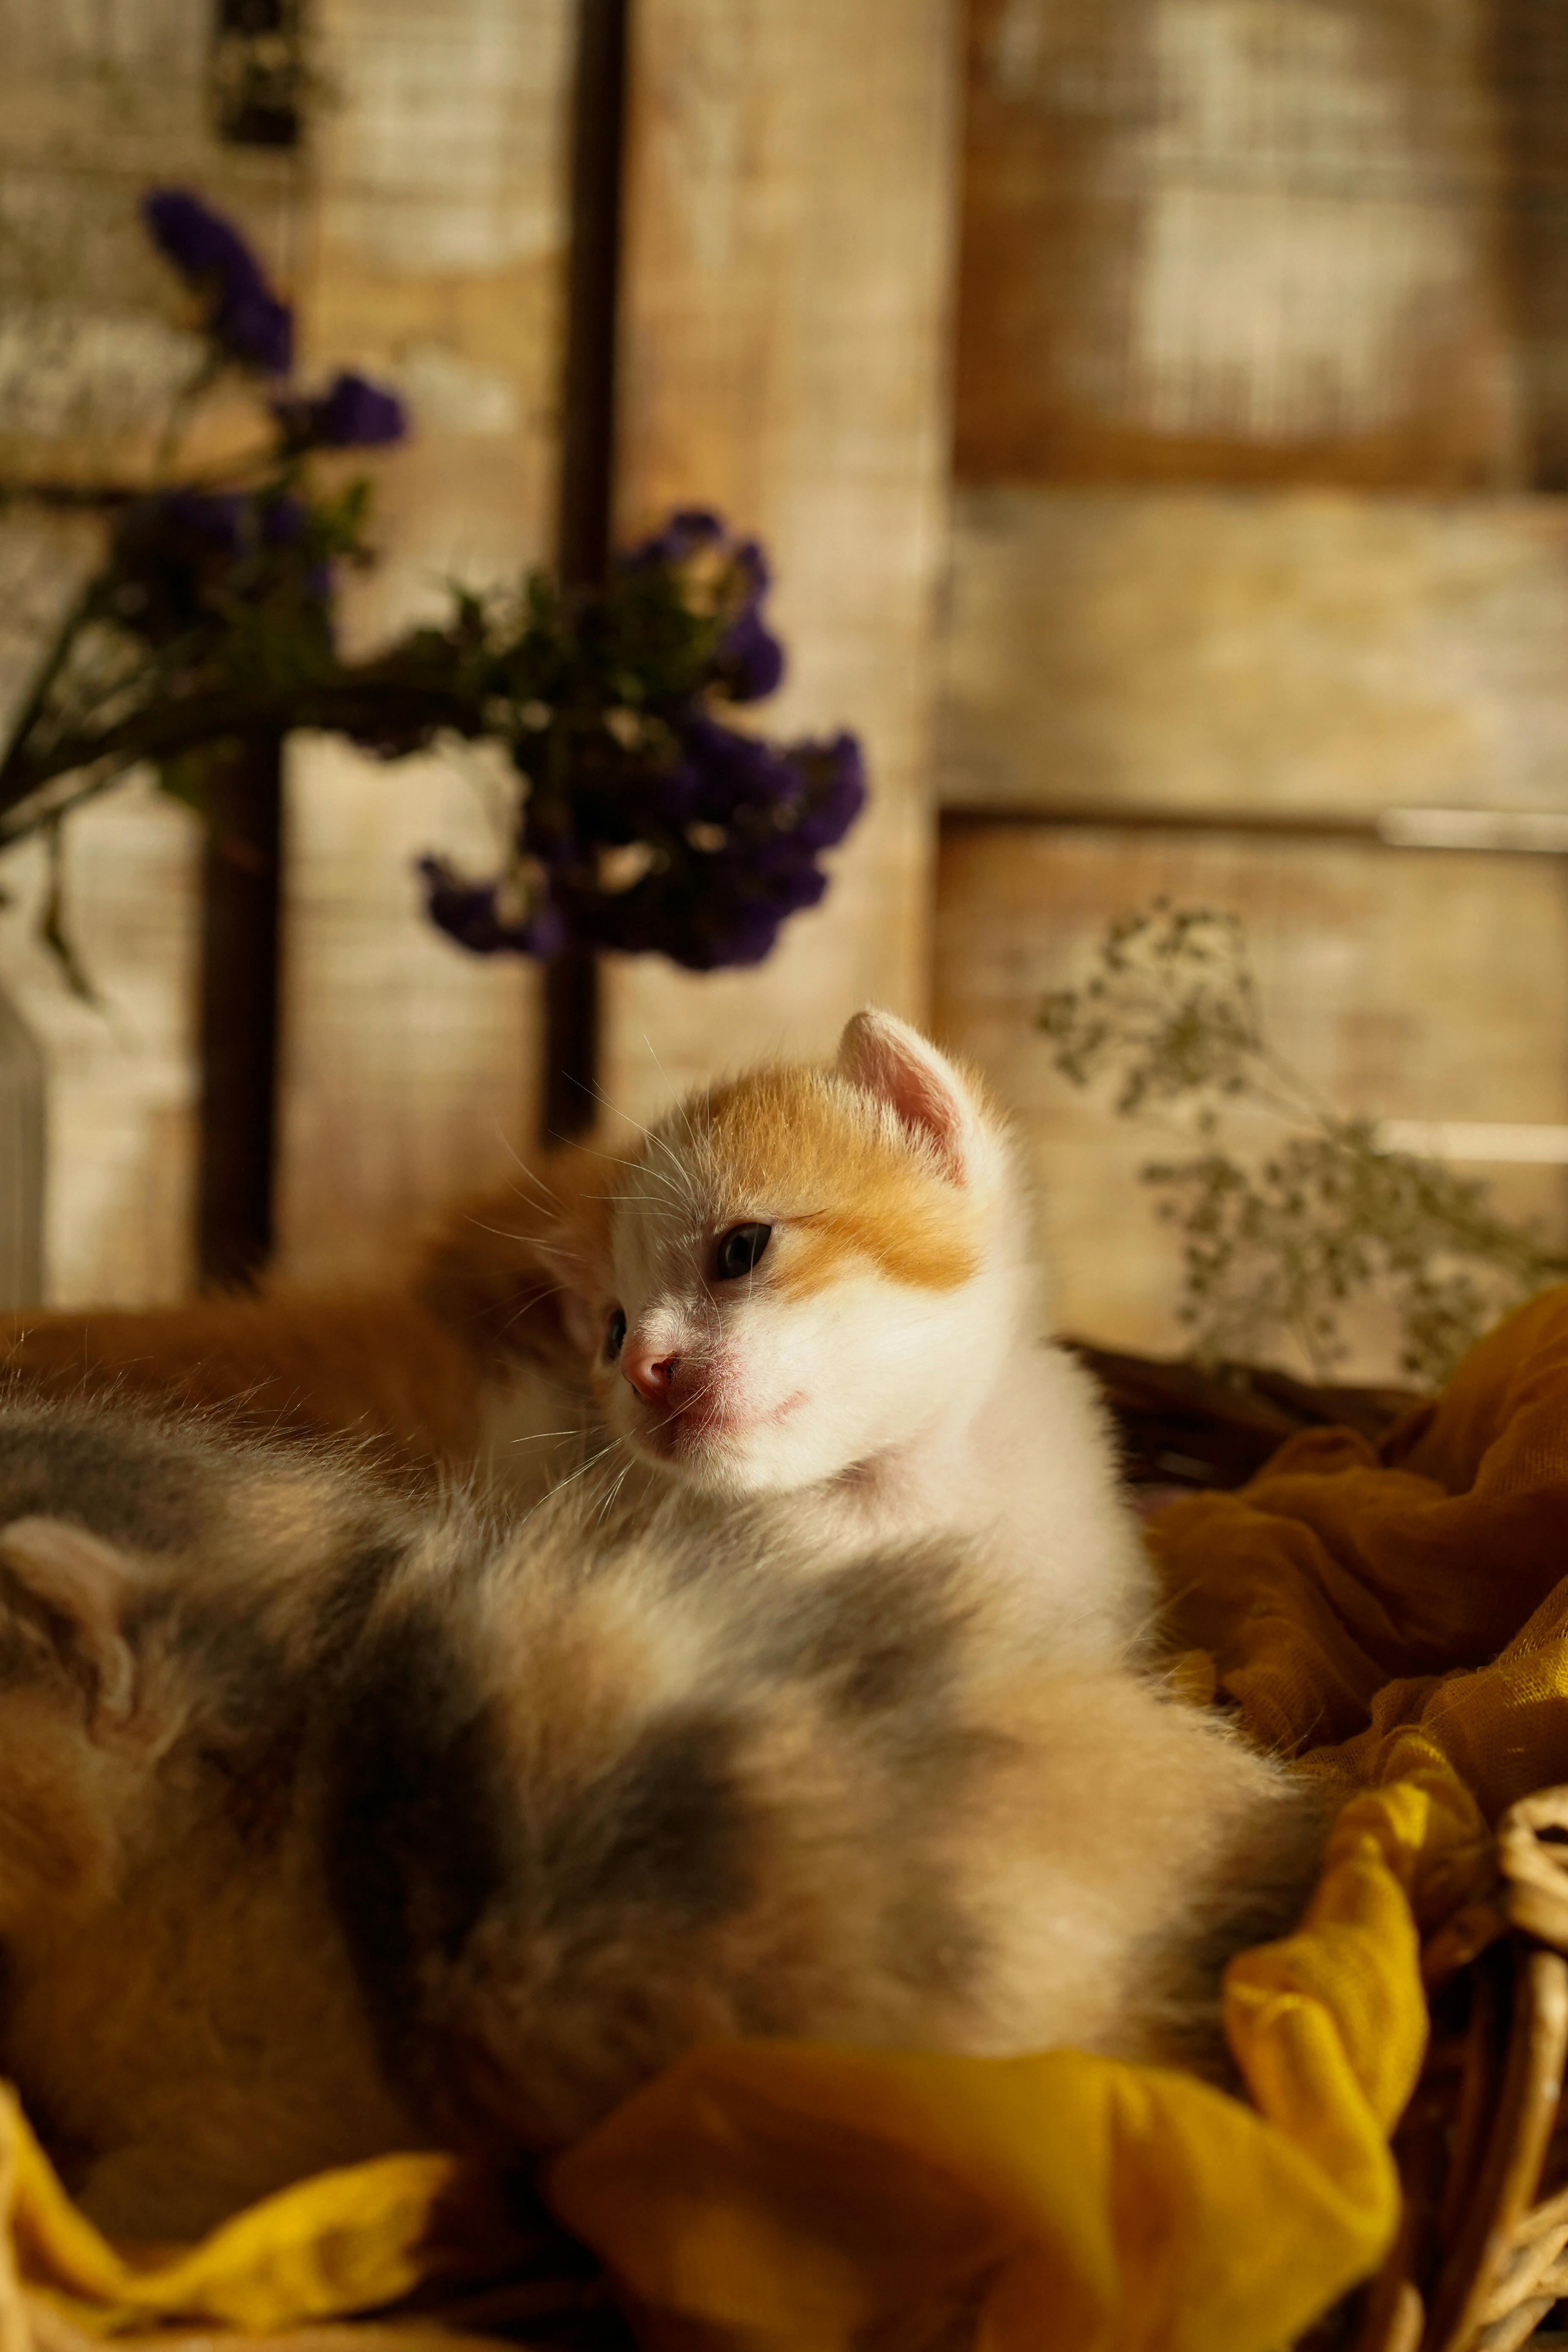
[555,1010,1153,1661]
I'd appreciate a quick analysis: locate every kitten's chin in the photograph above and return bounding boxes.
[623,1397,813,1496]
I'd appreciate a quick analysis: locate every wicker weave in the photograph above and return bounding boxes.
[1337,1790,1568,2352]
[1071,1349,1568,2352]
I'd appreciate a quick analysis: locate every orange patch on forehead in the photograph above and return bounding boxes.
[623,1065,980,1296]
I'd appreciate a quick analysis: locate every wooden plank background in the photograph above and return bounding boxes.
[939,486,1568,816]
[0,0,299,1306]
[954,0,1522,487]
[598,0,961,1129]
[272,0,573,1284]
[934,819,1568,1373]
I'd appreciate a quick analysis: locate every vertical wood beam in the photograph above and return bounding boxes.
[542,0,629,1144]
[197,735,282,1289]
[601,0,961,1125]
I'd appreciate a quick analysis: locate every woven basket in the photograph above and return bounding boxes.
[1327,1788,1568,2352]
[1077,1346,1568,2352]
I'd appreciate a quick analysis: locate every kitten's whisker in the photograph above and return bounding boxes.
[490,1145,565,1211]
[519,1434,629,1523]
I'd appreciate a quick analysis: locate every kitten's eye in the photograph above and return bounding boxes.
[604,1307,627,1361]
[715,1223,772,1281]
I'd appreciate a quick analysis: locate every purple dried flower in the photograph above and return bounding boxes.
[158,489,246,551]
[623,508,727,569]
[418,858,568,958]
[142,187,294,375]
[217,283,294,376]
[273,371,407,450]
[788,731,867,848]
[712,604,785,703]
[110,490,244,637]
[143,189,260,287]
[680,712,799,819]
[687,904,785,969]
[635,758,702,827]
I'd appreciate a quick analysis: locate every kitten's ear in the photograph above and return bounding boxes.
[835,1009,990,1186]
[0,1515,140,1725]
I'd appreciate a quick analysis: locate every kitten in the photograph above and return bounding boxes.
[0,1398,1321,2240]
[0,1404,430,2237]
[550,1009,1153,1660]
[0,1176,594,1498]
[3,1015,1147,1662]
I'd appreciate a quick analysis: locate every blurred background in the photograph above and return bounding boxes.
[1,0,1565,1382]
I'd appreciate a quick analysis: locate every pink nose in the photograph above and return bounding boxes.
[621,1335,680,1406]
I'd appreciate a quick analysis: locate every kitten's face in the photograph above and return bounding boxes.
[574,1012,1016,1497]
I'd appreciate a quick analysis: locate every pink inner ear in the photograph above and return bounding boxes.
[838,1013,973,1182]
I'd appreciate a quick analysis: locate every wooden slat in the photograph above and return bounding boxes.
[0,773,201,1308]
[954,0,1518,488]
[0,5,299,1308]
[597,0,960,1128]
[932,819,1568,1374]
[939,487,1568,818]
[273,0,574,1281]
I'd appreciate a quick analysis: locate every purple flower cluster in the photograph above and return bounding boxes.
[273,371,407,451]
[420,504,867,974]
[624,510,785,704]
[632,718,865,970]
[111,487,332,643]
[416,858,568,959]
[143,189,293,376]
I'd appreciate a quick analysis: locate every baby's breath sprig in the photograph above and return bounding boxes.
[1039,901,1568,1385]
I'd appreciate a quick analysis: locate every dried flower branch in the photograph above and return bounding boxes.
[1039,901,1568,1385]
[0,193,866,983]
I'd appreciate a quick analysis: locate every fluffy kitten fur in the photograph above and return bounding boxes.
[0,1199,591,1497]
[0,1399,1322,2242]
[551,1011,1153,1660]
[3,1014,1148,1662]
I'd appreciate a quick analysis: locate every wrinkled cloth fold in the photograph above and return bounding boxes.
[16,1289,1568,2351]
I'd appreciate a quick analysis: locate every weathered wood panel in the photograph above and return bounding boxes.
[598,0,960,1128]
[934,819,1568,1375]
[954,0,1521,487]
[940,486,1568,816]
[0,0,287,1309]
[1487,0,1568,490]
[276,738,544,1287]
[0,773,201,1308]
[272,0,574,1278]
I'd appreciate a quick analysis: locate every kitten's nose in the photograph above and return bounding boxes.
[622,1335,680,1406]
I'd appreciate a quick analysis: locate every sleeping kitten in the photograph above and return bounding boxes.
[0,1398,1320,2239]
[0,1175,595,1498]
[550,1009,1153,1660]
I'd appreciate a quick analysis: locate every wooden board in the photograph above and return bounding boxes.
[939,486,1568,816]
[933,817,1568,1376]
[598,0,961,1128]
[954,0,1521,487]
[272,0,574,1280]
[0,0,299,1305]
[0,773,201,1309]
[275,738,544,1286]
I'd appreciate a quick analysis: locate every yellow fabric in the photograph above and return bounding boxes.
[0,2091,527,2338]
[16,1286,1568,2351]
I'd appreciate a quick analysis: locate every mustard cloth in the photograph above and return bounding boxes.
[16,1288,1568,2352]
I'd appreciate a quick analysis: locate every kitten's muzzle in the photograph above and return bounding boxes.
[620,1333,683,1407]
